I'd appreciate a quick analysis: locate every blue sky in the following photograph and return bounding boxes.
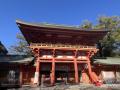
[0,0,120,49]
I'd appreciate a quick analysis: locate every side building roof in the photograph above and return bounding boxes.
[0,41,8,55]
[94,57,120,65]
[0,55,34,64]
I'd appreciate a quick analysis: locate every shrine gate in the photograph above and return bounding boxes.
[16,20,107,86]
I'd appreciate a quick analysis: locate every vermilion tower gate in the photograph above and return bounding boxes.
[16,20,107,86]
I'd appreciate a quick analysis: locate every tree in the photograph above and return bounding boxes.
[80,20,93,29]
[9,33,32,55]
[96,16,120,56]
[80,16,120,57]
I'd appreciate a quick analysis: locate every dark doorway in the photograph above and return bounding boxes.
[55,71,68,84]
[55,63,75,84]
[40,63,51,85]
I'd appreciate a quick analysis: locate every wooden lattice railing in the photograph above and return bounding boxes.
[30,43,97,50]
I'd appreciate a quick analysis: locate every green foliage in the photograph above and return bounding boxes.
[80,16,120,57]
[98,16,120,56]
[80,20,93,29]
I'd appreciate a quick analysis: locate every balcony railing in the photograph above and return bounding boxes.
[30,43,96,50]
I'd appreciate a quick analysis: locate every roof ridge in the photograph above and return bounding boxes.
[16,19,108,31]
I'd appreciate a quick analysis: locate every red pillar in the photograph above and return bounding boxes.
[86,51,93,81]
[87,61,92,75]
[85,51,102,86]
[74,50,79,83]
[51,59,55,85]
[87,57,99,84]
[51,49,55,85]
[34,58,40,85]
[81,69,86,83]
[86,51,95,83]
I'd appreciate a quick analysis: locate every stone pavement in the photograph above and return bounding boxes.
[7,84,120,90]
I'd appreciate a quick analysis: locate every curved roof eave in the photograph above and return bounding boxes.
[16,19,109,45]
[16,19,108,32]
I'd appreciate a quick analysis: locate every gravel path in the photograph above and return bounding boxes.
[7,84,120,90]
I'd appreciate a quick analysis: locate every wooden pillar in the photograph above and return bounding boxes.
[87,61,92,74]
[34,59,40,85]
[74,50,79,83]
[74,61,79,83]
[20,64,23,86]
[86,51,94,82]
[87,51,92,76]
[51,59,55,85]
[51,49,55,85]
[33,48,40,85]
[87,56,99,83]
[81,69,86,83]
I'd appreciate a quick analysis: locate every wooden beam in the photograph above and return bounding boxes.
[39,60,88,63]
